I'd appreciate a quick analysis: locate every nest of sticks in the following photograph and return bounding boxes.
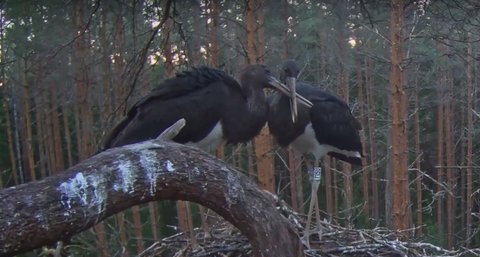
[138,197,480,257]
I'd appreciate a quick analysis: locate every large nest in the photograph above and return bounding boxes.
[138,197,480,257]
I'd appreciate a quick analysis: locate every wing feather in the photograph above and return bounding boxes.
[104,67,236,148]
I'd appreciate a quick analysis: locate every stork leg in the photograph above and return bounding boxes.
[314,189,322,239]
[197,205,211,239]
[302,166,323,248]
[187,203,198,246]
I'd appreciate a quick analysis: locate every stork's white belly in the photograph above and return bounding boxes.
[291,123,361,160]
[291,123,329,160]
[186,122,224,152]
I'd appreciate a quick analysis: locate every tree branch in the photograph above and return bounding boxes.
[0,140,303,257]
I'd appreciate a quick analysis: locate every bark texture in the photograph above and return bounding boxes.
[0,140,303,257]
[389,0,410,234]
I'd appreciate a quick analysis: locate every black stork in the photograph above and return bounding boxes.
[103,64,313,151]
[102,64,314,246]
[268,60,363,247]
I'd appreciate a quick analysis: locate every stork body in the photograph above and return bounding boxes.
[268,60,363,247]
[269,82,363,164]
[104,65,311,151]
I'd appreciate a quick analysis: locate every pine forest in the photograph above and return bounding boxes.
[0,0,480,256]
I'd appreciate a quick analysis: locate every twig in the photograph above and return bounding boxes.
[157,119,186,141]
[136,195,480,257]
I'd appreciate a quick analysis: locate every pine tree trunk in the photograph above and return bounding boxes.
[282,0,289,59]
[44,92,55,176]
[73,1,108,255]
[318,28,327,82]
[93,225,109,257]
[62,98,73,168]
[333,159,339,216]
[50,84,64,172]
[436,95,444,238]
[445,113,454,249]
[435,42,445,239]
[413,75,423,237]
[163,18,174,78]
[246,0,275,192]
[207,0,219,66]
[254,128,275,192]
[443,57,455,249]
[324,157,333,219]
[389,0,409,235]
[73,93,82,163]
[19,59,36,182]
[465,33,474,247]
[113,8,126,113]
[117,212,130,257]
[100,5,112,126]
[34,94,47,179]
[148,202,159,241]
[3,96,18,185]
[0,10,5,187]
[288,148,300,211]
[176,200,196,245]
[131,206,145,253]
[460,102,466,241]
[10,88,24,183]
[246,0,257,65]
[365,53,379,220]
[256,0,265,63]
[190,2,202,66]
[335,0,352,223]
[356,54,369,220]
[247,143,255,177]
[73,0,91,159]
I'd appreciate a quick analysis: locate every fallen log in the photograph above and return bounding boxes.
[0,139,303,257]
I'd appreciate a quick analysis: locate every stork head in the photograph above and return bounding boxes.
[240,64,275,90]
[280,59,300,83]
[240,64,312,121]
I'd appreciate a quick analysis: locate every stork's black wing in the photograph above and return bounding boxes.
[300,84,362,156]
[103,67,239,149]
[268,82,363,165]
[134,67,237,107]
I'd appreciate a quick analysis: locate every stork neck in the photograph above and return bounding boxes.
[245,87,267,113]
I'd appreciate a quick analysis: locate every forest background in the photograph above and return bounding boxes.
[0,0,479,255]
